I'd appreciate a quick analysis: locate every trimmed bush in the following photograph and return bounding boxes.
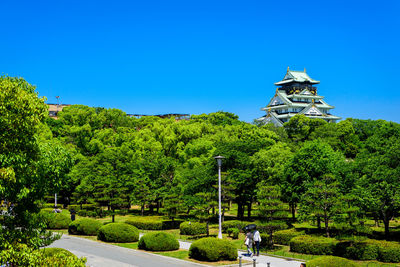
[273,228,304,245]
[180,221,207,235]
[138,232,179,251]
[68,218,103,235]
[162,220,184,229]
[227,228,239,239]
[97,223,139,243]
[376,240,400,263]
[344,240,379,260]
[290,235,338,255]
[307,256,357,267]
[125,218,163,230]
[222,220,250,233]
[77,210,87,217]
[189,237,237,261]
[41,211,71,229]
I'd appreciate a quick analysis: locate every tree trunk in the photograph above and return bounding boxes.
[382,211,390,240]
[112,209,115,223]
[157,200,160,213]
[247,202,252,219]
[222,207,225,223]
[290,203,296,222]
[212,207,215,215]
[141,204,144,216]
[324,213,329,238]
[206,221,209,236]
[317,216,321,230]
[237,202,244,220]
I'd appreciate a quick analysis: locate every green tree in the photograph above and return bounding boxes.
[257,182,288,247]
[0,76,51,248]
[354,122,400,238]
[282,139,345,222]
[299,174,344,237]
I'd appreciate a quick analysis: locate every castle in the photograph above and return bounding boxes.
[257,67,341,126]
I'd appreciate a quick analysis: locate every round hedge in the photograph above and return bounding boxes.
[307,256,357,267]
[138,232,179,251]
[180,221,207,235]
[290,235,338,255]
[68,218,103,235]
[97,223,139,243]
[273,228,304,245]
[189,237,237,262]
[42,212,71,229]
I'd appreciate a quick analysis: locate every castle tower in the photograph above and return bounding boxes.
[257,67,341,126]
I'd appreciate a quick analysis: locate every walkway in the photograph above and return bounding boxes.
[49,234,303,267]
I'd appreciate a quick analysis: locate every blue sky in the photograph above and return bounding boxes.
[1,0,399,123]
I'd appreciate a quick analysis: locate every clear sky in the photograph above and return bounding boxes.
[1,0,399,123]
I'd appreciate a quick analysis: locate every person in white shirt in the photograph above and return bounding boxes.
[253,228,261,256]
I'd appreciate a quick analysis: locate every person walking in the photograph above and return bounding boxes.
[244,231,254,257]
[253,228,261,256]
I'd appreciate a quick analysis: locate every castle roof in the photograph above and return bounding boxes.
[275,68,320,85]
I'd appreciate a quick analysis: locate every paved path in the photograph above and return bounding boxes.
[48,235,206,267]
[49,234,303,267]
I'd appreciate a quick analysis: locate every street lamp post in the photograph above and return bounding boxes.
[214,155,225,239]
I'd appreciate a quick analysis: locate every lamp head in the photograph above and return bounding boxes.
[214,155,225,167]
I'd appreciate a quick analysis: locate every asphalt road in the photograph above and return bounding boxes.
[48,235,206,267]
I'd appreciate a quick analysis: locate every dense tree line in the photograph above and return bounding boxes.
[42,102,400,239]
[1,77,400,252]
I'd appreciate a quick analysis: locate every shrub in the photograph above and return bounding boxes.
[68,218,103,235]
[68,204,81,211]
[125,218,163,230]
[376,240,400,263]
[344,240,379,260]
[41,211,71,229]
[138,232,179,251]
[41,248,76,258]
[260,233,273,249]
[273,228,304,245]
[189,237,237,261]
[307,256,357,267]
[290,235,338,255]
[97,223,139,243]
[77,210,87,217]
[227,228,239,239]
[222,220,250,233]
[162,220,184,229]
[180,221,207,235]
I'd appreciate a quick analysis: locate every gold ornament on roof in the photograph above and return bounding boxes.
[304,67,306,72]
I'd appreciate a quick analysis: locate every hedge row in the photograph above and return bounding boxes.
[222,220,250,233]
[307,256,357,267]
[290,235,339,255]
[290,234,400,263]
[125,218,183,230]
[189,237,237,261]
[273,228,305,245]
[180,221,207,235]
[138,232,179,251]
[68,218,103,235]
